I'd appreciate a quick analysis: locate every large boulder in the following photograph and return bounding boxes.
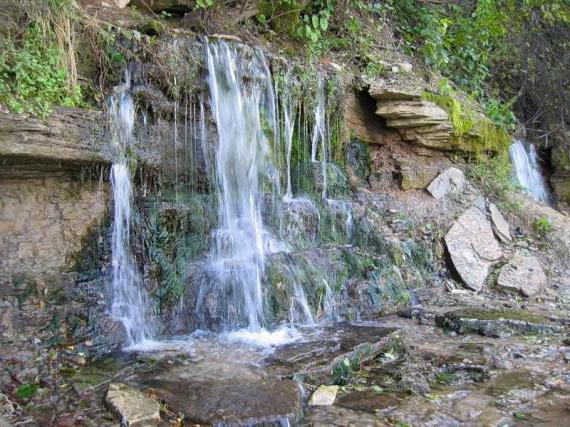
[497,253,546,297]
[426,167,465,199]
[105,383,161,426]
[445,206,502,291]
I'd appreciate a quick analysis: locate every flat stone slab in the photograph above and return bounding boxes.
[335,390,400,413]
[489,203,511,242]
[105,383,161,427]
[309,385,339,406]
[445,207,502,291]
[435,308,560,337]
[139,363,301,425]
[497,253,546,297]
[427,167,465,199]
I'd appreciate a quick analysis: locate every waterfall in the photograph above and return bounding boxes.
[311,73,328,199]
[282,69,297,201]
[108,72,153,346]
[196,40,277,331]
[289,283,315,325]
[509,139,550,204]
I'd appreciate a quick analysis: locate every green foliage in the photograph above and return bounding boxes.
[0,21,82,117]
[196,0,215,9]
[383,0,509,98]
[434,372,456,385]
[332,357,353,385]
[294,0,336,42]
[484,97,516,132]
[256,0,336,44]
[384,0,570,135]
[533,217,554,237]
[467,152,520,212]
[16,383,39,400]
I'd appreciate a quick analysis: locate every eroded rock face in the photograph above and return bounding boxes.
[445,206,502,291]
[426,167,465,199]
[105,383,161,426]
[497,253,546,297]
[0,174,108,285]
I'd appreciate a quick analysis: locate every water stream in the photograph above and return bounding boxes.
[195,40,277,333]
[108,72,153,346]
[509,139,551,204]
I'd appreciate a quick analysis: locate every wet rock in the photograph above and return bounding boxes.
[426,167,465,199]
[489,203,512,242]
[139,363,302,425]
[0,303,13,338]
[445,207,502,291]
[484,370,543,397]
[335,390,399,413]
[304,405,385,426]
[105,382,160,427]
[450,392,504,423]
[435,308,560,337]
[497,253,546,297]
[280,197,320,244]
[309,385,338,406]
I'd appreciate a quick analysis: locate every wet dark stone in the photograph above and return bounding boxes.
[265,323,396,378]
[303,405,385,426]
[435,308,561,338]
[142,375,301,426]
[335,390,400,413]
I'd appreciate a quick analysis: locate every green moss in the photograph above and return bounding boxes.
[453,308,549,324]
[434,372,457,385]
[422,81,511,155]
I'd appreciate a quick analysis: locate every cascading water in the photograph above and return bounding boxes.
[311,73,328,199]
[108,72,153,346]
[195,40,277,332]
[509,139,551,204]
[282,69,297,201]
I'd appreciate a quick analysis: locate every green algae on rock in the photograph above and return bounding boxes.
[435,308,561,337]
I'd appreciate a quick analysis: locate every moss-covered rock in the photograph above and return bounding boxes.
[436,308,560,337]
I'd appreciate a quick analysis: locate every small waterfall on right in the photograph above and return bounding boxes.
[509,139,551,204]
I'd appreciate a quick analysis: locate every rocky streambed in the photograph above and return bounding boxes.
[2,286,568,426]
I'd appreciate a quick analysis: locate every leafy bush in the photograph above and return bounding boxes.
[0,11,82,117]
[533,217,554,236]
[467,152,520,212]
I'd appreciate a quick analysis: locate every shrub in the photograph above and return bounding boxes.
[0,3,82,117]
[533,217,554,237]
